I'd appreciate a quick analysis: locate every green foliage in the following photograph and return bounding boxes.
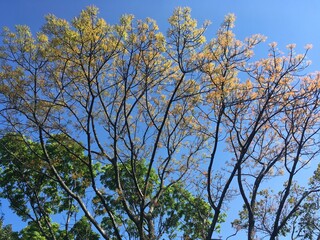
[0,217,20,240]
[98,159,215,239]
[70,217,100,240]
[294,165,320,239]
[20,221,55,240]
[0,133,92,239]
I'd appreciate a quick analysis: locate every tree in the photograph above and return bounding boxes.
[291,164,320,239]
[0,133,95,239]
[0,5,319,240]
[0,217,20,240]
[69,217,100,240]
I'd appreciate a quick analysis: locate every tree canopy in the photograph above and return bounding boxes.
[0,6,320,240]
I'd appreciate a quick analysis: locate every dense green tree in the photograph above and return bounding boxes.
[0,133,95,239]
[98,159,214,239]
[70,217,100,240]
[0,217,20,240]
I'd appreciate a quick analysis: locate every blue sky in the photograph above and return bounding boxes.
[1,0,320,237]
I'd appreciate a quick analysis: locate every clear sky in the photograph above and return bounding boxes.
[1,0,320,237]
